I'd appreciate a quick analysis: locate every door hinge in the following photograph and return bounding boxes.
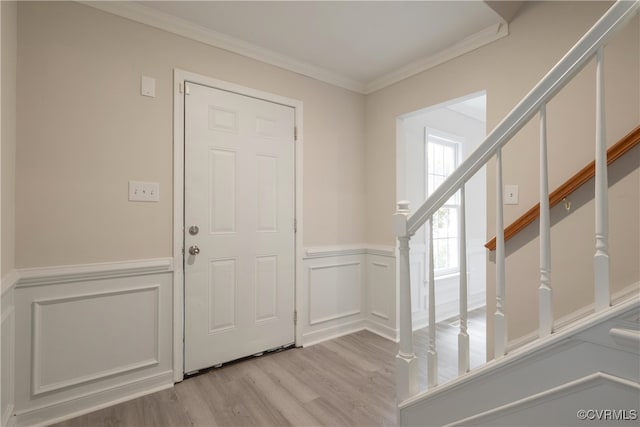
[179,82,184,94]
[294,218,297,233]
[294,126,297,141]
[294,310,298,325]
[184,83,190,95]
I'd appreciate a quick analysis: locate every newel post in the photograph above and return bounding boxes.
[394,201,417,402]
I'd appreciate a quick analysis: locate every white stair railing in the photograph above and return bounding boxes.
[458,185,469,375]
[494,147,507,357]
[594,48,611,312]
[394,201,418,401]
[538,104,553,338]
[426,218,437,388]
[394,0,639,403]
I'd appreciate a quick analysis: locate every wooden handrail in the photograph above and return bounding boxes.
[485,125,640,251]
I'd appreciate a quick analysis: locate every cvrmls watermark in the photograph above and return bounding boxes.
[577,409,638,421]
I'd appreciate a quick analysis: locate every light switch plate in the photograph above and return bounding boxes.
[504,185,519,205]
[129,181,160,202]
[141,76,156,98]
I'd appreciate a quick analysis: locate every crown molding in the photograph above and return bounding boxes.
[79,1,508,95]
[364,23,509,94]
[78,1,365,93]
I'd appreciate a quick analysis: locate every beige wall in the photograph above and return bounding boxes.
[2,1,17,277]
[16,1,366,268]
[364,1,639,353]
[11,1,640,348]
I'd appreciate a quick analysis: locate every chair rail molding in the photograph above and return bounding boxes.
[16,258,174,287]
[1,270,20,296]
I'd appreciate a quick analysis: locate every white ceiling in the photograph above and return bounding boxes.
[90,1,509,94]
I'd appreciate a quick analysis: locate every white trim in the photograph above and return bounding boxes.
[173,69,304,382]
[1,270,19,296]
[31,286,161,396]
[447,372,640,426]
[301,320,398,347]
[366,23,509,94]
[2,306,15,427]
[304,244,395,259]
[365,245,395,258]
[16,258,173,288]
[15,372,173,427]
[309,310,361,327]
[302,319,366,347]
[305,245,366,259]
[608,328,640,350]
[400,295,640,409]
[406,0,640,234]
[507,281,640,351]
[80,1,364,93]
[172,70,186,384]
[365,321,399,343]
[78,1,509,95]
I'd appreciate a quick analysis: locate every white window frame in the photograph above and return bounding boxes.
[425,127,463,277]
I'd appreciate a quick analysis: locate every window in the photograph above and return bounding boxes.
[425,129,461,275]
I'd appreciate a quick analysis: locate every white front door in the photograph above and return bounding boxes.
[184,82,295,373]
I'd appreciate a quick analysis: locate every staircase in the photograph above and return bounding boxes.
[394,1,640,425]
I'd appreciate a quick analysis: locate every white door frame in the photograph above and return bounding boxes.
[172,69,304,382]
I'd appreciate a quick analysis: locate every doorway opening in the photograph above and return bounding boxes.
[396,91,487,380]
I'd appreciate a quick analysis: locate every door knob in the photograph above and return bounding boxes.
[189,245,200,255]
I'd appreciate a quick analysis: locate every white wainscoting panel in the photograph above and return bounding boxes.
[31,286,160,395]
[1,273,16,427]
[13,259,173,427]
[302,249,365,345]
[301,246,397,346]
[365,250,398,342]
[308,262,362,325]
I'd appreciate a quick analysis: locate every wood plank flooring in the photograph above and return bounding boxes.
[53,309,486,427]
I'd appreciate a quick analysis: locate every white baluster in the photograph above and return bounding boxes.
[427,216,438,387]
[594,48,610,311]
[458,185,470,375]
[539,104,553,337]
[495,148,507,357]
[394,201,418,401]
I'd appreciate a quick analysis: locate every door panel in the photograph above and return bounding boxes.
[184,82,295,373]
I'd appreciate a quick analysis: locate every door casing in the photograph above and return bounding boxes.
[172,69,304,382]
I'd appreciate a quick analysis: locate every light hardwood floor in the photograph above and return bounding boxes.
[53,309,486,427]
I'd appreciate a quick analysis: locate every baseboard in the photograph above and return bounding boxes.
[302,319,367,347]
[365,320,399,342]
[15,371,173,427]
[507,281,640,352]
